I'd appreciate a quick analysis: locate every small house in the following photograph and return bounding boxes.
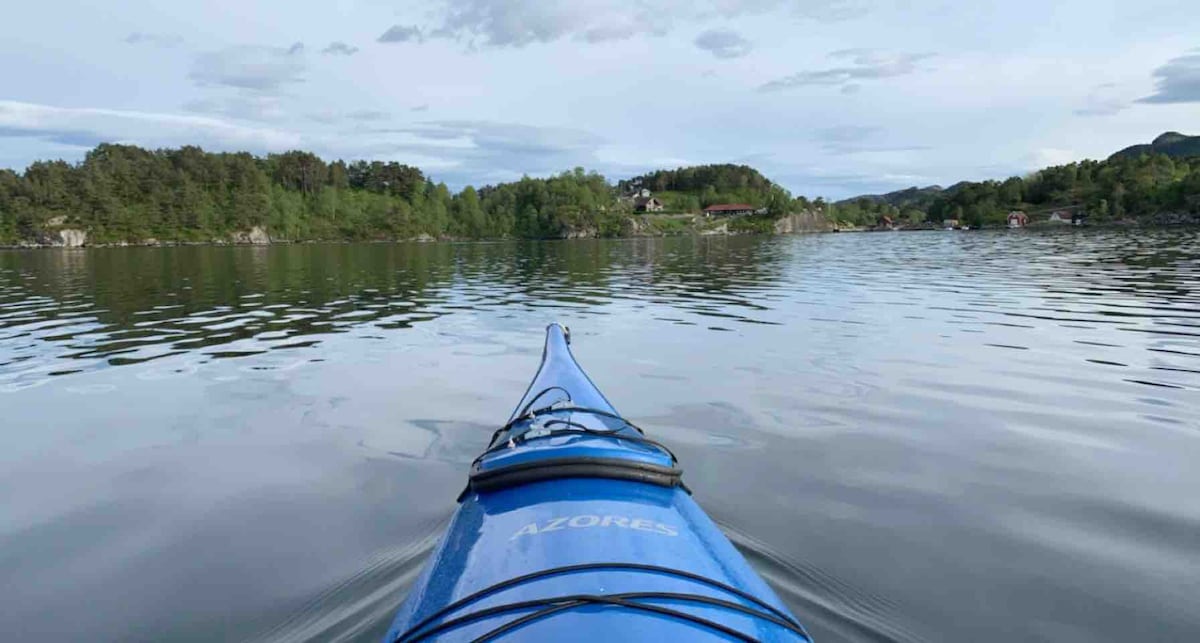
[634,196,664,212]
[1007,211,1028,228]
[703,204,756,217]
[941,218,960,229]
[1048,210,1073,224]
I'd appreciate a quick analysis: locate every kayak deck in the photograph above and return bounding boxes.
[385,325,810,641]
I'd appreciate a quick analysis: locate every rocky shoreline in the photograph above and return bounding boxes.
[3,212,835,249]
[7,211,1195,249]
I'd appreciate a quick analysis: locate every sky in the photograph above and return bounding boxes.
[0,0,1197,199]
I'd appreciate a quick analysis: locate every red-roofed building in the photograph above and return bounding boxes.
[703,203,755,217]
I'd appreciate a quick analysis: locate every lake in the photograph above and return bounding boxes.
[2,230,1198,642]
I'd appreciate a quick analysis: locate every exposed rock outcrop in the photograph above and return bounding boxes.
[230,226,271,244]
[774,211,832,234]
[33,228,88,247]
[58,229,88,247]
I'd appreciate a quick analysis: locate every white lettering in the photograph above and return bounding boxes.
[568,514,601,528]
[510,523,539,539]
[510,515,679,539]
[600,515,629,528]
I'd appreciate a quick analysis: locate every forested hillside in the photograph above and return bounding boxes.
[1109,131,1200,161]
[0,145,622,243]
[833,150,1200,228]
[617,164,798,215]
[4,137,1199,245]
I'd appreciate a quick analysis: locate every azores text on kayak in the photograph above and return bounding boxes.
[511,515,679,539]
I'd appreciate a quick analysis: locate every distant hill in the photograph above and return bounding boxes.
[1109,131,1200,160]
[617,164,788,212]
[618,164,775,197]
[836,184,953,210]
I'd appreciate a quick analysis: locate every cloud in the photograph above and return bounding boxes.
[321,41,359,56]
[811,125,930,154]
[378,25,425,43]
[759,49,934,92]
[393,0,872,49]
[183,95,287,122]
[430,1,656,47]
[189,44,307,92]
[411,104,430,112]
[768,167,936,199]
[814,125,878,144]
[694,29,753,59]
[357,120,608,187]
[124,32,183,48]
[1075,83,1128,116]
[0,125,106,148]
[1026,147,1079,168]
[303,109,391,124]
[791,0,873,21]
[346,110,390,121]
[0,100,300,155]
[1136,50,1200,104]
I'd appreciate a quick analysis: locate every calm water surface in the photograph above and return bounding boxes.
[1,231,1198,642]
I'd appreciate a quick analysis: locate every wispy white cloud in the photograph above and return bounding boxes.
[811,125,930,154]
[694,29,753,59]
[390,0,873,49]
[1025,147,1079,168]
[189,44,308,92]
[1075,83,1129,116]
[377,25,425,44]
[183,95,288,122]
[759,49,934,92]
[321,41,359,56]
[1137,49,1200,104]
[0,100,300,154]
[355,120,610,186]
[124,32,183,48]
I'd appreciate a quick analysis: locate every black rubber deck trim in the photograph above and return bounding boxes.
[467,456,683,496]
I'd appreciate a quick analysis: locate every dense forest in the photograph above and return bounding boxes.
[0,146,798,244]
[618,164,799,216]
[0,145,626,243]
[2,139,1199,245]
[831,151,1200,228]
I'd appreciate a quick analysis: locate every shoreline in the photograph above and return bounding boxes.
[4,215,1197,250]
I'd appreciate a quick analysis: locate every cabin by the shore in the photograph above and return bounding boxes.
[1048,210,1073,224]
[1007,211,1029,228]
[634,196,664,212]
[703,204,755,217]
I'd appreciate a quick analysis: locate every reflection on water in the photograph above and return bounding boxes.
[1,231,1198,642]
[0,240,800,388]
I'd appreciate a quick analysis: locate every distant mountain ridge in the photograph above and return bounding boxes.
[835,184,958,210]
[1109,131,1200,160]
